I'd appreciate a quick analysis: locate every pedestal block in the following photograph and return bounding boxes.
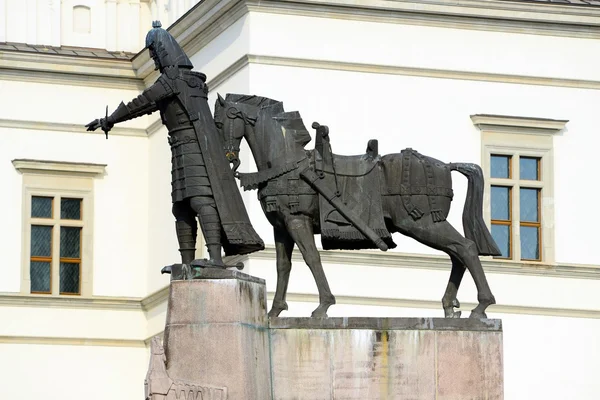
[160,270,271,400]
[269,317,504,400]
[145,271,504,400]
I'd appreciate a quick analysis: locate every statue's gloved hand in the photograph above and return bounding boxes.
[85,117,114,132]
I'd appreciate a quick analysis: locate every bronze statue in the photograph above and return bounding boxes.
[86,23,264,269]
[214,94,501,319]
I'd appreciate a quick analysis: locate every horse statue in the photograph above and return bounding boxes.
[213,94,501,319]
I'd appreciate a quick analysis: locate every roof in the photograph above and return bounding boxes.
[0,42,134,60]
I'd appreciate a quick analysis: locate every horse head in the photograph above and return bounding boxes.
[214,93,282,173]
[214,93,259,173]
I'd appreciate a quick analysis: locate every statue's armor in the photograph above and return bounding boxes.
[108,69,211,203]
[160,70,211,202]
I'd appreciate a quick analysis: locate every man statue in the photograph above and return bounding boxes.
[85,21,264,269]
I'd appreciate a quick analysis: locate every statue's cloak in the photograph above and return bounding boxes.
[171,73,264,256]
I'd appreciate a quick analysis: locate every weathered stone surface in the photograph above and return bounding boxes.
[145,336,228,400]
[162,277,271,400]
[270,318,503,400]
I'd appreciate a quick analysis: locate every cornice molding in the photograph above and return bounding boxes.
[140,289,600,322]
[203,54,600,97]
[141,286,170,312]
[0,50,143,90]
[230,245,600,280]
[281,292,600,320]
[12,159,107,177]
[245,0,600,39]
[247,55,600,90]
[0,292,141,310]
[471,114,569,135]
[0,118,148,138]
[0,335,147,347]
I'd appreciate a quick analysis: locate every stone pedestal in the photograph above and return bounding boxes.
[160,270,271,400]
[269,317,504,400]
[145,271,503,400]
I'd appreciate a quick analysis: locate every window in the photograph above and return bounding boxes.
[30,196,84,294]
[471,114,567,264]
[13,159,106,296]
[489,155,542,260]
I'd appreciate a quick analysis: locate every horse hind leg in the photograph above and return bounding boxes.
[285,215,336,318]
[396,219,495,319]
[268,227,294,318]
[442,255,466,318]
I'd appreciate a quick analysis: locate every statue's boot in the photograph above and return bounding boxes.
[163,220,197,274]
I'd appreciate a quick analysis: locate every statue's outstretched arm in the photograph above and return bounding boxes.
[86,76,174,134]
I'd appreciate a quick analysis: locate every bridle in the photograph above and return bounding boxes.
[223,105,256,173]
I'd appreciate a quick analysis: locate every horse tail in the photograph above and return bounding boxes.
[448,163,501,256]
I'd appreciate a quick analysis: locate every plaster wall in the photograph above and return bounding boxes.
[243,62,600,266]
[248,12,600,82]
[0,304,146,339]
[0,80,150,297]
[1,343,148,400]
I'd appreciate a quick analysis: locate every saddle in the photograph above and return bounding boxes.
[311,124,396,251]
[314,139,380,177]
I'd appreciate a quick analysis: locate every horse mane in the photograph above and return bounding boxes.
[213,93,311,147]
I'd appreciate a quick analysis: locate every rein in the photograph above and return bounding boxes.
[223,106,256,160]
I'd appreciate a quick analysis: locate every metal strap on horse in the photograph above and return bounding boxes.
[401,148,425,220]
[413,151,446,222]
[313,122,340,197]
[401,148,446,223]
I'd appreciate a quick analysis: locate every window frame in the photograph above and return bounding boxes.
[13,159,105,297]
[488,152,545,261]
[472,114,566,265]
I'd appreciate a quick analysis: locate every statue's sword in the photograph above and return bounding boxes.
[299,167,388,251]
[102,106,109,139]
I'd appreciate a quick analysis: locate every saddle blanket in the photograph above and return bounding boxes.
[317,156,396,251]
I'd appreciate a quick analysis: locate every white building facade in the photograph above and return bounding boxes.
[1,0,600,399]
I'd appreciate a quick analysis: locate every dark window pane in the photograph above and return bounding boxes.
[31,225,52,257]
[520,157,539,180]
[32,196,52,218]
[60,227,81,258]
[491,224,510,258]
[61,198,81,220]
[520,188,539,222]
[491,186,510,220]
[60,263,80,294]
[30,261,51,292]
[521,226,540,260]
[491,155,510,179]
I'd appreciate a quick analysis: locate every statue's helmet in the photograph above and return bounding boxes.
[145,21,193,71]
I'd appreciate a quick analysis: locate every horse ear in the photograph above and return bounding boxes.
[217,93,225,106]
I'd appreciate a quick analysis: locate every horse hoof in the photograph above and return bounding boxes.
[268,308,285,318]
[452,298,460,308]
[469,311,487,319]
[444,309,461,318]
[311,310,328,318]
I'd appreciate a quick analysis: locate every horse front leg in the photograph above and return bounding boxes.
[268,227,294,318]
[285,215,336,318]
